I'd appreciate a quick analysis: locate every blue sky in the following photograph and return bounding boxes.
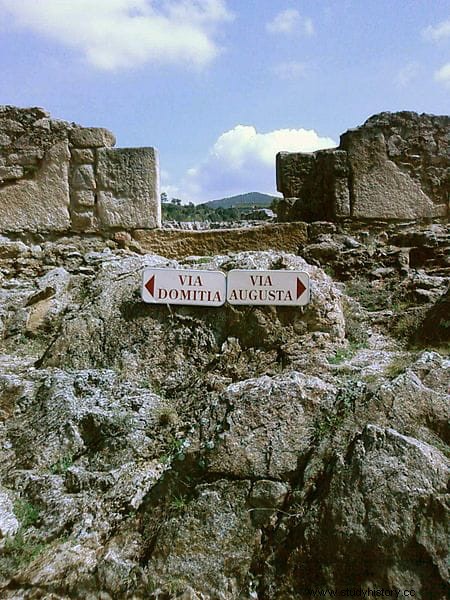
[0,0,449,202]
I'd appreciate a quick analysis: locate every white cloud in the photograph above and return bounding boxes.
[434,62,450,85]
[179,124,336,202]
[396,62,420,87]
[273,61,307,80]
[423,18,450,41]
[0,0,233,70]
[266,9,314,36]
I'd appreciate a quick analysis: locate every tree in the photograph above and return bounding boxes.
[160,192,168,203]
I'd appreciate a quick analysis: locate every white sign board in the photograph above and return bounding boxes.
[142,268,226,306]
[227,270,310,306]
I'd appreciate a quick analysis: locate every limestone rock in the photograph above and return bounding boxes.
[284,426,449,594]
[341,128,440,220]
[0,488,18,538]
[206,372,335,479]
[147,480,258,599]
[69,127,116,148]
[96,147,161,229]
[0,141,70,233]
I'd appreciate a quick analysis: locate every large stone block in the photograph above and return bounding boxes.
[96,147,160,229]
[277,111,449,222]
[342,130,442,220]
[0,141,70,232]
[69,127,116,149]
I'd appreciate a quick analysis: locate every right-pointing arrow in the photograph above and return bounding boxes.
[145,275,155,297]
[297,277,306,300]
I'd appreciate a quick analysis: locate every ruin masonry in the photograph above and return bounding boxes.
[0,106,160,234]
[276,111,449,222]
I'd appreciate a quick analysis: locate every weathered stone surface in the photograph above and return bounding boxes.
[70,149,95,163]
[71,164,96,191]
[0,234,448,598]
[206,372,335,479]
[0,487,19,538]
[413,286,450,344]
[69,127,116,149]
[71,190,96,208]
[0,106,161,234]
[282,425,449,594]
[134,222,308,258]
[71,211,97,232]
[147,480,257,598]
[96,147,160,229]
[277,111,450,222]
[0,141,70,232]
[342,128,442,220]
[0,166,23,181]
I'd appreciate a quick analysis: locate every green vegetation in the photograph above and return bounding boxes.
[50,453,74,474]
[14,499,40,528]
[161,192,278,222]
[345,277,412,312]
[169,493,188,513]
[313,380,363,440]
[0,499,43,578]
[384,354,412,379]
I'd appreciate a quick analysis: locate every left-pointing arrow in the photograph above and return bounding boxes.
[145,275,155,297]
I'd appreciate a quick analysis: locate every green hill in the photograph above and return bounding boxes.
[200,192,277,209]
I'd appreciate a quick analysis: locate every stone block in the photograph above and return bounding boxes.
[70,127,116,149]
[96,147,160,229]
[0,141,71,232]
[0,165,23,181]
[276,151,315,197]
[7,149,44,166]
[71,211,96,232]
[71,190,96,208]
[343,131,439,220]
[0,133,11,146]
[71,164,96,191]
[70,149,95,164]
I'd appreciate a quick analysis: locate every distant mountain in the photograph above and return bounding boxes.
[200,192,278,209]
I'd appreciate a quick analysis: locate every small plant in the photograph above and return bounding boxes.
[155,405,179,427]
[327,341,361,365]
[168,436,186,459]
[383,354,412,379]
[169,494,188,513]
[0,499,43,578]
[313,380,363,439]
[14,499,39,528]
[50,453,74,474]
[392,309,424,341]
[0,532,46,577]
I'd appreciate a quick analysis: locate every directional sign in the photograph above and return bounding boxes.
[227,269,310,306]
[142,268,226,306]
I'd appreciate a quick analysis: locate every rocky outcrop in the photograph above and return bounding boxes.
[0,106,160,234]
[0,221,448,597]
[277,111,450,222]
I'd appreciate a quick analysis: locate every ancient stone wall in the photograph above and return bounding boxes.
[0,106,160,234]
[277,111,449,222]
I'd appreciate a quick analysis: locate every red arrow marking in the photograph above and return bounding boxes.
[297,278,306,300]
[145,275,155,297]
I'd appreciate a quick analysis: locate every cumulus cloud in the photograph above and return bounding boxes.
[434,62,450,85]
[0,0,233,70]
[423,18,450,41]
[272,61,307,81]
[180,124,336,202]
[266,8,314,36]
